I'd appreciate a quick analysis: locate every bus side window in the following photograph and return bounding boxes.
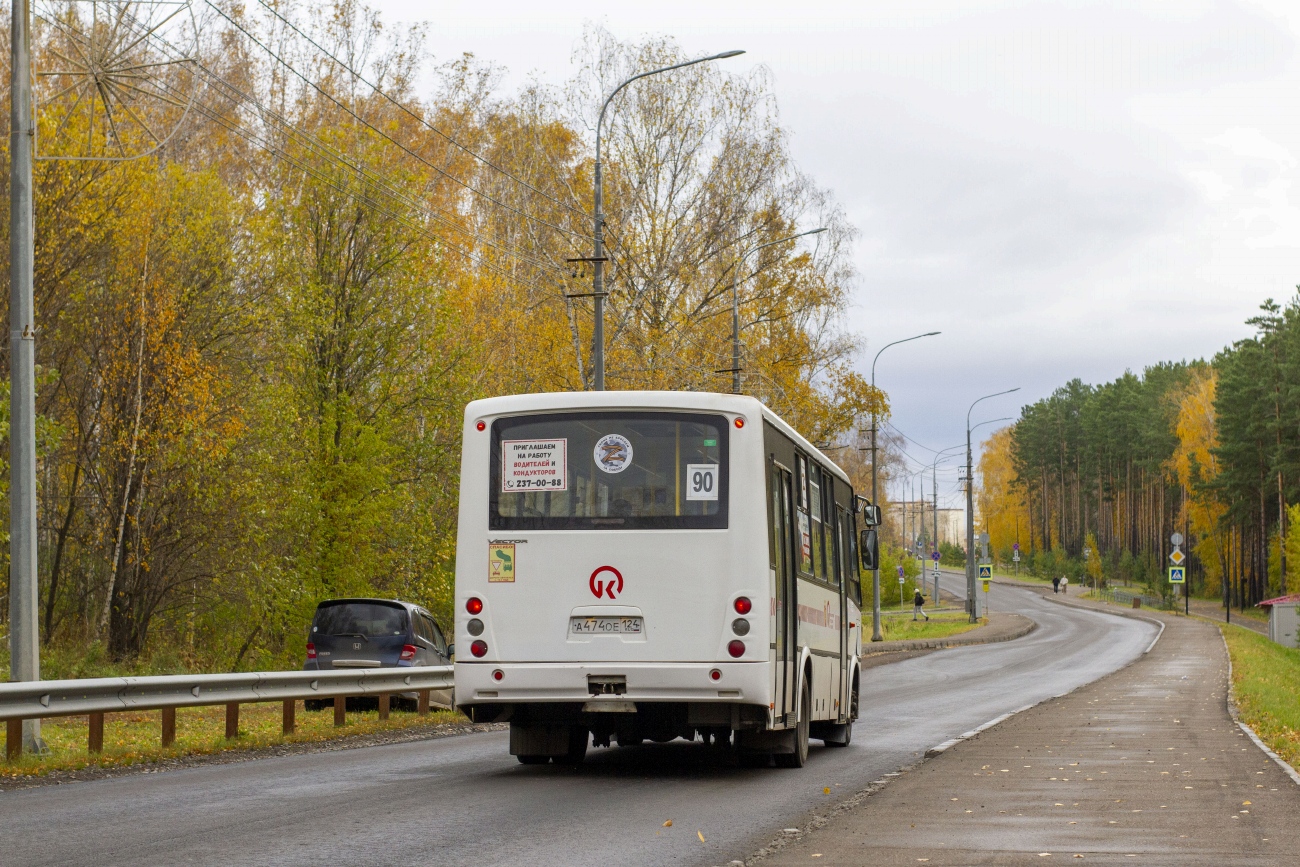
[844,510,862,605]
[795,456,813,575]
[810,467,825,580]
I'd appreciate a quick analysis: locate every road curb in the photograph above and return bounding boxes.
[860,613,1036,659]
[1036,591,1167,652]
[1218,628,1300,788]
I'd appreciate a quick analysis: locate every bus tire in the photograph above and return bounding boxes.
[775,679,811,768]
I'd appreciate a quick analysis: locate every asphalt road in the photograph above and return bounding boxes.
[0,576,1156,867]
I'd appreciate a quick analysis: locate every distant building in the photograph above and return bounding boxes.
[887,501,966,551]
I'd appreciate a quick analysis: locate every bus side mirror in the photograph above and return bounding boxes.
[446,644,455,659]
[859,503,881,527]
[859,529,879,570]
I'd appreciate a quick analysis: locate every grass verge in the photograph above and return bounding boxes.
[1,702,465,779]
[878,610,981,642]
[1221,622,1300,770]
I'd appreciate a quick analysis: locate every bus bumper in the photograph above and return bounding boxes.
[454,661,770,707]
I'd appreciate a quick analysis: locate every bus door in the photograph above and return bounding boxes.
[770,462,798,727]
[835,505,850,722]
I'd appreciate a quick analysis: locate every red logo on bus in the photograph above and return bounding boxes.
[589,565,624,599]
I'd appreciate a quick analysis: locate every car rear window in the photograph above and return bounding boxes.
[313,603,408,637]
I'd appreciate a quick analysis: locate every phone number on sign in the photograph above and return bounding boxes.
[505,477,565,490]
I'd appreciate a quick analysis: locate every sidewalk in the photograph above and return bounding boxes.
[759,608,1300,865]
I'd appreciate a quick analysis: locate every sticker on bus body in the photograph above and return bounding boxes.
[593,434,633,473]
[489,542,515,582]
[501,439,567,492]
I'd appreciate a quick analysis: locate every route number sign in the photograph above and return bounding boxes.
[1169,566,1185,584]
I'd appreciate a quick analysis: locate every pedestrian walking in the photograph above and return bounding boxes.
[1061,576,1069,595]
[913,588,929,621]
[1052,575,1061,594]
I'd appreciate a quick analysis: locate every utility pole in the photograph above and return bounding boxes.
[869,331,940,641]
[965,389,1019,623]
[10,0,45,754]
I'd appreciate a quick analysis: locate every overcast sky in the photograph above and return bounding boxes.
[373,0,1300,507]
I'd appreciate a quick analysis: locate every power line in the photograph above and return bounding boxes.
[246,0,592,223]
[209,1,587,245]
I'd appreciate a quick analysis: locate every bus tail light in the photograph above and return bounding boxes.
[709,669,721,681]
[733,596,752,615]
[727,640,745,658]
[471,640,488,658]
[466,597,483,615]
[492,669,504,681]
[306,642,316,660]
[399,644,417,663]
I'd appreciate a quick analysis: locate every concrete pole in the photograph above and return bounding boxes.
[933,462,939,604]
[965,425,976,622]
[9,0,44,753]
[870,412,881,642]
[591,152,605,391]
[588,50,744,391]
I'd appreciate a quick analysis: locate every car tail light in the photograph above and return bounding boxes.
[727,640,745,658]
[466,597,483,615]
[399,644,417,662]
[306,642,317,660]
[733,596,752,615]
[471,640,488,658]
[734,417,745,429]
[476,421,486,431]
[492,669,504,681]
[709,668,722,681]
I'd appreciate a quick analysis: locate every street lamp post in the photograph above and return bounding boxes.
[588,49,744,391]
[730,228,826,393]
[869,331,941,642]
[965,389,1020,622]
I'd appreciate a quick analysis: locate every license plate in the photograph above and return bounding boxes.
[569,617,644,635]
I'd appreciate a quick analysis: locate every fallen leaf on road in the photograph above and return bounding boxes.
[824,787,831,794]
[697,831,705,842]
[1242,801,1251,805]
[663,820,672,827]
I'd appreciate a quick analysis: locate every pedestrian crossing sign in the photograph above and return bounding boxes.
[1168,566,1185,584]
[978,564,992,580]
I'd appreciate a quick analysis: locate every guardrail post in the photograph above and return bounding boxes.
[88,712,104,754]
[378,693,390,721]
[161,708,176,747]
[7,719,22,761]
[225,703,239,739]
[418,689,430,716]
[282,699,296,735]
[333,696,345,727]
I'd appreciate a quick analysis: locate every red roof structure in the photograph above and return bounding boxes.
[1258,593,1300,608]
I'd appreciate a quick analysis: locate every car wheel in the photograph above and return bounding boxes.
[775,678,811,768]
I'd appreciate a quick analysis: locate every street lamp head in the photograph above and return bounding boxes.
[923,331,941,337]
[807,227,828,235]
[714,50,747,58]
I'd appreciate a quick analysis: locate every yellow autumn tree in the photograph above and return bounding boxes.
[978,426,1031,562]
[1167,366,1227,596]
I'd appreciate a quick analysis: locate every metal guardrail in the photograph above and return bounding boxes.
[1094,587,1170,610]
[1,666,454,761]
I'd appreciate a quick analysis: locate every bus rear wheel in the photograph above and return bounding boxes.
[552,727,589,765]
[775,679,811,768]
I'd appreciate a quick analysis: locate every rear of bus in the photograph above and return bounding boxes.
[453,392,772,763]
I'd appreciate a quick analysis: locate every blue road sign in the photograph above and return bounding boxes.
[978,564,992,580]
[931,551,940,562]
[1169,566,1186,584]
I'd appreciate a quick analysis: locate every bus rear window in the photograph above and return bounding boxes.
[490,412,728,530]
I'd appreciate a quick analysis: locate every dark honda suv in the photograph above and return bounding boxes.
[304,598,452,710]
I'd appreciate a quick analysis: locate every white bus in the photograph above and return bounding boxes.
[453,391,870,767]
